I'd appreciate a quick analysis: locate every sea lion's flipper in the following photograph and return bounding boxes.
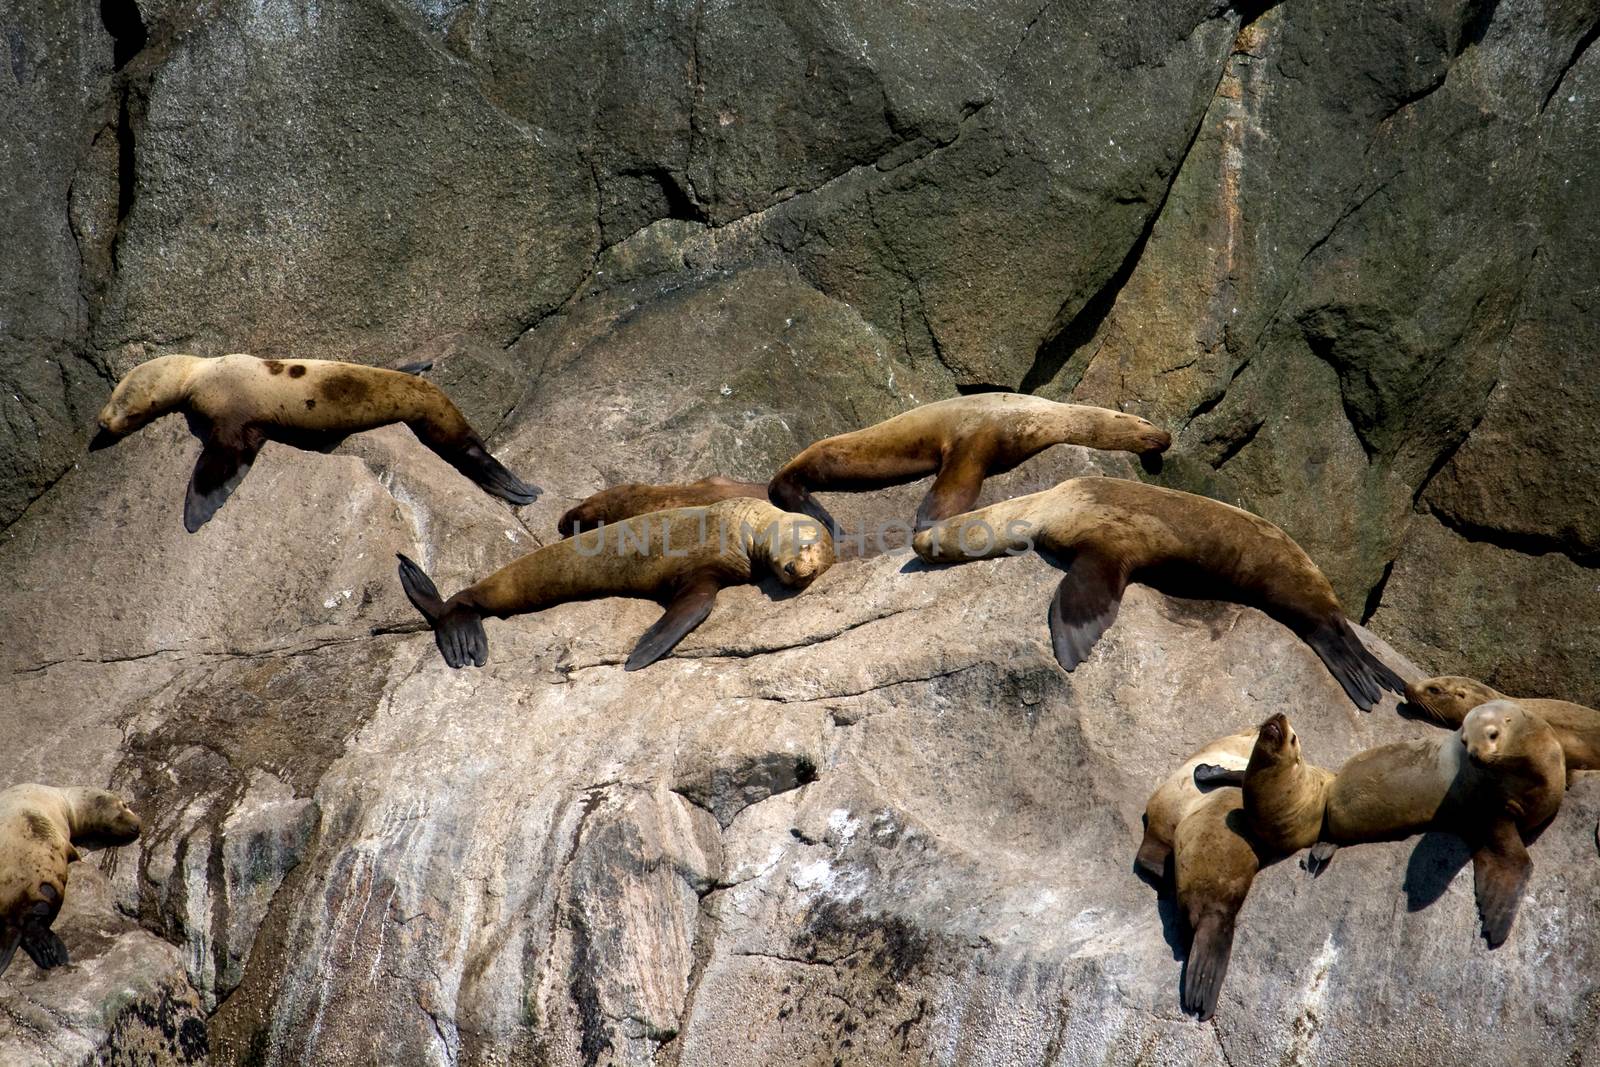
[396,554,488,669]
[20,928,69,970]
[1135,826,1172,884]
[427,436,541,507]
[394,360,434,375]
[1181,911,1236,1021]
[626,576,721,672]
[768,472,839,538]
[914,452,989,530]
[0,926,19,978]
[1303,617,1402,711]
[1303,841,1338,876]
[1472,820,1531,948]
[1193,764,1245,788]
[184,424,263,533]
[1047,550,1127,671]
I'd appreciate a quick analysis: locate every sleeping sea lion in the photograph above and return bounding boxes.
[912,477,1406,711]
[89,353,540,531]
[397,498,833,672]
[0,785,142,977]
[1320,700,1566,945]
[768,393,1170,534]
[557,476,767,536]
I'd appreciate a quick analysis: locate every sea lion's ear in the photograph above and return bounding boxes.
[624,574,722,671]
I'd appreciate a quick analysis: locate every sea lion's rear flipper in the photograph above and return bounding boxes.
[428,436,541,507]
[626,576,721,672]
[184,424,263,533]
[768,472,839,538]
[1047,550,1127,671]
[914,451,989,530]
[394,360,434,375]
[1472,819,1531,948]
[0,926,20,978]
[396,554,488,669]
[20,928,69,969]
[1193,763,1245,788]
[1304,617,1405,711]
[1180,911,1236,1021]
[1134,825,1172,885]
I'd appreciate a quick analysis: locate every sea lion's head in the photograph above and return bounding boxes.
[91,355,198,448]
[1105,411,1172,455]
[769,515,835,589]
[64,789,143,847]
[1248,712,1301,770]
[1461,700,1532,767]
[1405,675,1499,728]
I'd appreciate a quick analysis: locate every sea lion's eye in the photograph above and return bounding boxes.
[1427,685,1441,695]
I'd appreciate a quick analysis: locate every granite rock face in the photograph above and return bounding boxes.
[3,0,1600,1063]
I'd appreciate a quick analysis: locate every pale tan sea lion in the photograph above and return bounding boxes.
[557,476,767,537]
[1321,700,1567,946]
[768,393,1171,533]
[912,477,1406,710]
[89,353,539,531]
[398,498,833,671]
[0,785,141,976]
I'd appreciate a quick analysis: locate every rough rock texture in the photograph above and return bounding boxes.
[4,0,1600,1063]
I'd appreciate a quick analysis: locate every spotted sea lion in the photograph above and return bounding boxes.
[557,476,767,536]
[1406,676,1600,779]
[767,393,1171,534]
[0,785,141,977]
[89,353,540,532]
[1320,700,1566,946]
[397,498,834,672]
[912,477,1406,711]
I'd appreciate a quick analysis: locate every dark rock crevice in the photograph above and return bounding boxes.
[1541,15,1600,113]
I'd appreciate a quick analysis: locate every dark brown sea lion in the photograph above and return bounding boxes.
[397,499,833,672]
[1320,700,1566,946]
[89,353,539,531]
[557,476,767,536]
[0,785,142,977]
[768,393,1171,534]
[912,477,1406,711]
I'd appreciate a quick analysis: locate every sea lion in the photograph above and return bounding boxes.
[1139,725,1278,1021]
[557,476,767,536]
[397,498,833,672]
[767,393,1171,534]
[89,353,540,532]
[1320,700,1566,946]
[1406,676,1600,779]
[0,785,142,977]
[912,477,1406,711]
[1195,712,1335,858]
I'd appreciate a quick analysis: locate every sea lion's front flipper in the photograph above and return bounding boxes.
[0,925,20,977]
[914,450,989,530]
[1472,819,1531,948]
[20,928,69,969]
[396,555,488,669]
[184,423,263,533]
[625,575,722,672]
[1193,764,1246,788]
[1303,841,1338,876]
[428,435,541,507]
[1047,549,1127,671]
[394,359,434,375]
